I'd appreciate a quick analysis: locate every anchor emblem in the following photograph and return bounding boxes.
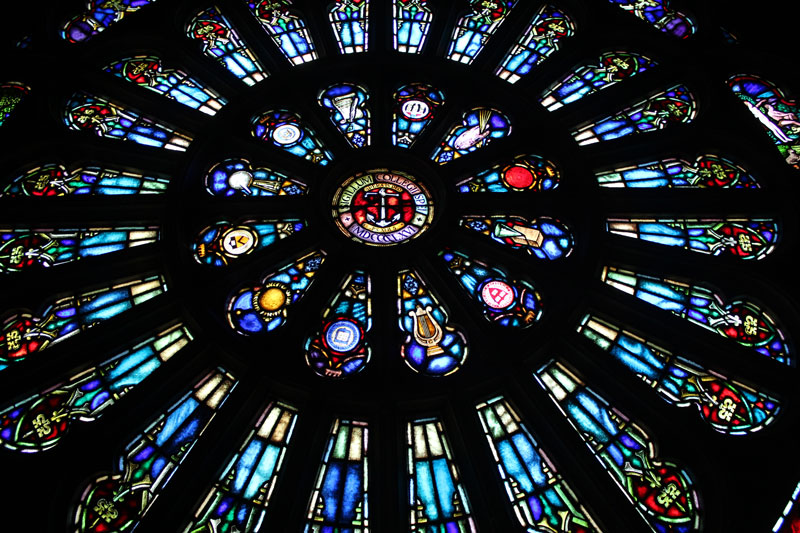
[364,187,402,228]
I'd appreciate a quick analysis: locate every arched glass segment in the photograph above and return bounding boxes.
[431,108,511,164]
[227,251,325,335]
[0,324,192,453]
[578,314,781,435]
[393,0,433,54]
[398,269,468,377]
[392,83,444,148]
[1,276,166,370]
[318,83,371,148]
[607,217,778,260]
[193,219,305,267]
[727,74,800,170]
[495,5,576,84]
[572,84,696,145]
[205,158,306,197]
[595,154,760,189]
[407,417,477,531]
[440,249,542,328]
[251,110,333,165]
[186,6,267,86]
[72,369,237,533]
[304,419,369,531]
[1,226,158,273]
[329,0,370,54]
[64,92,192,151]
[183,401,298,532]
[461,215,574,260]
[607,0,696,39]
[246,0,317,65]
[446,0,516,64]
[0,82,29,127]
[536,360,702,532]
[601,266,792,364]
[1,164,169,197]
[475,396,600,532]
[104,55,227,115]
[540,51,657,111]
[774,481,800,532]
[457,154,560,193]
[62,0,157,43]
[305,271,372,379]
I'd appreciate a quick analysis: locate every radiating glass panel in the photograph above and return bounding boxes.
[495,5,575,84]
[431,108,511,164]
[607,0,695,39]
[193,219,305,267]
[0,324,192,453]
[461,215,574,260]
[773,481,800,532]
[204,158,306,197]
[62,0,157,43]
[446,0,516,64]
[536,360,701,532]
[578,314,780,435]
[1,164,170,197]
[572,85,696,145]
[392,83,444,148]
[456,154,560,193]
[329,0,369,54]
[247,0,317,65]
[319,83,371,148]
[72,369,237,533]
[0,82,29,127]
[305,271,372,379]
[393,0,432,54]
[601,266,792,364]
[251,109,333,165]
[595,154,760,188]
[227,251,325,335]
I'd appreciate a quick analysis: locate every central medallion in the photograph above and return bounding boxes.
[332,170,434,246]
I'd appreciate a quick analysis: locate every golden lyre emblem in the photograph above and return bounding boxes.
[409,306,444,356]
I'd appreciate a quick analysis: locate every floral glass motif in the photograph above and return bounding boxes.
[495,5,575,84]
[1,276,166,370]
[595,154,760,188]
[227,251,325,335]
[64,92,192,151]
[602,266,792,365]
[205,158,306,197]
[457,154,560,193]
[773,481,800,533]
[305,271,372,379]
[0,226,158,273]
[607,218,778,260]
[461,215,574,260]
[578,314,781,435]
[186,6,267,86]
[193,219,305,267]
[319,83,371,148]
[0,324,192,453]
[536,361,701,532]
[183,402,298,532]
[540,51,657,111]
[72,369,237,533]
[329,0,370,54]
[446,0,517,64]
[393,0,433,54]
[441,249,542,328]
[407,418,477,532]
[62,0,157,43]
[305,419,369,531]
[392,83,444,148]
[398,270,468,377]
[475,396,600,532]
[104,55,227,116]
[431,108,511,164]
[572,84,696,145]
[247,0,317,65]
[728,74,800,170]
[251,109,333,165]
[1,164,170,197]
[607,0,696,39]
[0,82,29,127]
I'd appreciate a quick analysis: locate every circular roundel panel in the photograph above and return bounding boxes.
[1,1,799,532]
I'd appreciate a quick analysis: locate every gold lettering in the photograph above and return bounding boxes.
[6,330,22,351]
[744,315,758,335]
[718,397,737,422]
[738,233,752,252]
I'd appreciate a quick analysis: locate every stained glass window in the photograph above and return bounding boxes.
[62,0,157,43]
[536,360,702,532]
[329,0,370,54]
[72,369,236,532]
[461,215,574,260]
[104,55,227,115]
[773,481,800,532]
[540,51,657,111]
[247,0,317,65]
[193,219,305,267]
[1,163,170,197]
[595,154,760,188]
[393,0,433,54]
[251,109,333,165]
[578,314,780,435]
[446,0,516,64]
[457,154,560,193]
[0,82,29,127]
[495,5,575,84]
[572,84,696,145]
[318,83,371,148]
[204,158,306,197]
[606,0,695,39]
[476,396,600,531]
[431,108,511,164]
[407,417,476,531]
[392,83,444,148]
